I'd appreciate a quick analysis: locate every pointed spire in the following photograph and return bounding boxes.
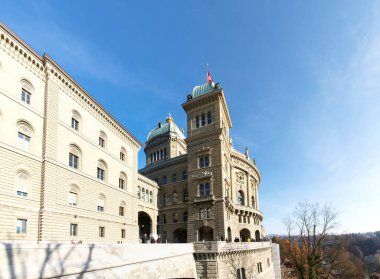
[245,147,249,159]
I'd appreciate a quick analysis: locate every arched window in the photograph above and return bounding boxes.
[251,196,256,208]
[237,190,244,205]
[145,189,149,202]
[97,160,107,181]
[68,185,79,206]
[99,131,107,148]
[16,170,30,197]
[120,147,126,161]
[150,153,153,163]
[71,110,81,131]
[207,111,212,124]
[17,120,33,152]
[183,211,188,221]
[119,201,126,216]
[160,149,163,159]
[69,144,81,170]
[119,172,127,190]
[173,192,178,204]
[164,148,167,158]
[173,213,178,223]
[97,194,105,212]
[162,176,167,185]
[20,79,33,105]
[172,173,177,182]
[149,191,153,203]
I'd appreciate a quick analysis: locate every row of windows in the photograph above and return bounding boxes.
[67,144,128,189]
[150,148,167,163]
[161,211,188,224]
[195,111,212,128]
[70,114,128,162]
[17,220,125,239]
[137,187,153,203]
[16,84,129,162]
[236,190,256,208]
[156,170,187,185]
[68,191,127,216]
[161,190,188,206]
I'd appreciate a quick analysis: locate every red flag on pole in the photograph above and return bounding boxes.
[207,71,213,83]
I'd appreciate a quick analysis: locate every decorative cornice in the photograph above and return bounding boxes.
[137,174,158,189]
[231,149,261,182]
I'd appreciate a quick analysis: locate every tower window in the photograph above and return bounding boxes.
[207,111,212,124]
[201,113,206,126]
[199,155,210,168]
[196,115,200,128]
[199,183,211,196]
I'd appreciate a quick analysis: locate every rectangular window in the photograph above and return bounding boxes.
[99,137,105,148]
[196,115,200,128]
[16,219,27,234]
[149,191,153,203]
[68,192,77,206]
[199,156,210,168]
[17,191,28,197]
[162,176,167,184]
[99,226,105,237]
[21,89,31,104]
[201,113,206,126]
[163,214,166,224]
[183,211,188,222]
[120,152,125,161]
[241,268,246,279]
[97,167,105,180]
[70,223,78,236]
[119,178,125,189]
[69,153,78,169]
[172,173,177,182]
[71,118,79,130]
[119,206,124,216]
[182,170,188,180]
[18,132,30,151]
[207,111,212,124]
[97,205,104,212]
[121,229,125,239]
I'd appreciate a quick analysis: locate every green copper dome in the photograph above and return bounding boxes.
[191,82,218,99]
[147,114,185,141]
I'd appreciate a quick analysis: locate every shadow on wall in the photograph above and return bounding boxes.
[2,238,94,279]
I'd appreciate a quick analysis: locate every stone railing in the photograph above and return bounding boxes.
[193,241,272,253]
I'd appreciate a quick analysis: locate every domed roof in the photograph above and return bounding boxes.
[191,81,219,99]
[147,114,185,141]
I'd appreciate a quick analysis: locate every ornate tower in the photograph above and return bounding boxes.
[182,80,233,242]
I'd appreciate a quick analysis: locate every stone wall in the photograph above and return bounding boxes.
[0,242,197,279]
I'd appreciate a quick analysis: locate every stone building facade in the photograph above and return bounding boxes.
[0,22,158,243]
[140,80,264,244]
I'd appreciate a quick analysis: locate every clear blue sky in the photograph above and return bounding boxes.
[2,1,379,235]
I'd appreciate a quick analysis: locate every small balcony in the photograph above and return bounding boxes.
[194,194,215,203]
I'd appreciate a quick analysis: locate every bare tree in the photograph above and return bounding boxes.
[283,201,340,279]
